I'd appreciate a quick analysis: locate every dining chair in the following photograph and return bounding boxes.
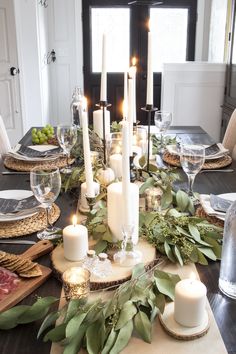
[0,115,11,158]
[222,109,236,156]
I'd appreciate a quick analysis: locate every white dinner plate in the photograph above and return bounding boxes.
[0,190,39,222]
[166,143,229,160]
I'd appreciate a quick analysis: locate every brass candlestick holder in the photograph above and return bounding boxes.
[141,105,158,172]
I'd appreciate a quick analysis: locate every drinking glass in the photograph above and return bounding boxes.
[180,144,205,197]
[113,224,142,267]
[57,125,77,174]
[154,111,172,154]
[30,167,61,240]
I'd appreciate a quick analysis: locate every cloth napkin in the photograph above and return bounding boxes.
[18,144,62,158]
[0,115,11,156]
[0,195,40,214]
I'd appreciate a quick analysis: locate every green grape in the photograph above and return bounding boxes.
[34,138,40,144]
[32,128,37,134]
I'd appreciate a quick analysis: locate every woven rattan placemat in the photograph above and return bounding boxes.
[195,206,224,228]
[163,151,232,170]
[0,204,60,238]
[4,156,75,172]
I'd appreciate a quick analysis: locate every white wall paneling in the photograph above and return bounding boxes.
[161,62,226,141]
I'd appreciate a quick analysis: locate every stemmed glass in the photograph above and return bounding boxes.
[113,224,142,267]
[154,111,172,154]
[30,167,61,240]
[57,125,77,174]
[180,144,205,197]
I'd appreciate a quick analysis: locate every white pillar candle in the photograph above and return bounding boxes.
[80,181,100,212]
[174,278,207,327]
[128,79,133,156]
[107,182,139,244]
[63,216,88,261]
[109,153,122,178]
[146,31,153,106]
[93,108,110,139]
[82,98,94,197]
[100,33,107,102]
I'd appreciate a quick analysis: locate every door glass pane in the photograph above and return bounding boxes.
[150,8,188,72]
[91,8,130,72]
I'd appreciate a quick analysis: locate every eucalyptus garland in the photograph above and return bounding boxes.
[0,265,180,354]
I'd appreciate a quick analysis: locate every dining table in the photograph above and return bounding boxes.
[0,126,236,354]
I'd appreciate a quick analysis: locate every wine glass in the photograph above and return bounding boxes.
[30,167,61,240]
[57,125,77,174]
[180,144,205,197]
[154,111,172,154]
[113,224,142,267]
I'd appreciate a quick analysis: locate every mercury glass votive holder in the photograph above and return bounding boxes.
[145,187,163,212]
[62,267,90,301]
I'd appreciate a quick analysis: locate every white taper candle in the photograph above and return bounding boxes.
[100,33,107,102]
[146,31,153,106]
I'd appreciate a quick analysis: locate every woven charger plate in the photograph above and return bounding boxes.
[4,156,75,172]
[163,151,232,170]
[195,205,224,228]
[0,204,60,238]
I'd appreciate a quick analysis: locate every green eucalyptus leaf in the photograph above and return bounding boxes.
[139,177,155,194]
[86,320,104,354]
[131,263,145,279]
[115,301,137,330]
[18,296,58,324]
[188,224,201,242]
[155,293,165,314]
[102,229,113,243]
[174,245,184,266]
[139,155,147,168]
[164,241,176,263]
[204,236,221,259]
[188,198,195,215]
[189,246,199,263]
[110,320,133,354]
[105,297,118,319]
[197,250,208,265]
[148,163,158,172]
[37,311,60,339]
[0,305,29,330]
[101,328,118,354]
[94,240,108,254]
[44,323,67,342]
[63,323,87,354]
[66,312,87,339]
[198,247,217,261]
[161,185,173,209]
[134,310,152,343]
[176,190,189,211]
[94,224,107,233]
[64,298,84,322]
[155,278,175,301]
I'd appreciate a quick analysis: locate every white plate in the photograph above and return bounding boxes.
[166,143,229,160]
[0,190,38,222]
[200,193,236,221]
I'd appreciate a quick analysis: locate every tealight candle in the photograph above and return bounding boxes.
[174,277,207,327]
[62,267,90,301]
[63,215,88,261]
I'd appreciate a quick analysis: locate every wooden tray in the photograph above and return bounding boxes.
[51,240,159,290]
[0,240,53,311]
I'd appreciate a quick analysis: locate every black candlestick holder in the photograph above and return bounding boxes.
[96,100,111,168]
[85,194,98,212]
[141,105,158,172]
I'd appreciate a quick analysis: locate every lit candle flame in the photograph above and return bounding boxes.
[148,19,151,31]
[72,215,77,227]
[132,57,137,66]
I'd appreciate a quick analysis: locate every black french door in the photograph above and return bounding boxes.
[82,0,197,124]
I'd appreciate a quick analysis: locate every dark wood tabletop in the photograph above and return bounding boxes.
[0,126,236,354]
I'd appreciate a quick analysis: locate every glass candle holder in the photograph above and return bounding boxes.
[145,187,163,212]
[90,151,99,165]
[62,267,90,301]
[133,126,148,156]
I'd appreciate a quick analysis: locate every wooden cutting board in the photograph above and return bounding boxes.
[0,240,53,312]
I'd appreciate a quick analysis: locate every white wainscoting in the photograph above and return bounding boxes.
[161,62,226,141]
